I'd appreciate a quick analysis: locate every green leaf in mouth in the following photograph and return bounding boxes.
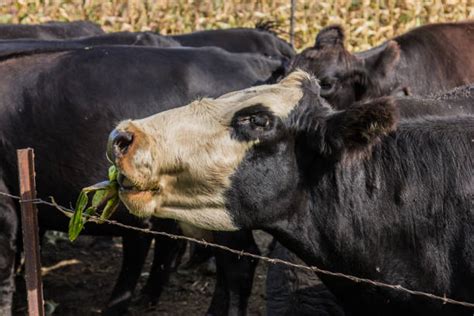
[68,167,120,242]
[68,190,89,242]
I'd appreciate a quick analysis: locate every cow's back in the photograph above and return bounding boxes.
[0,21,104,40]
[394,21,474,96]
[171,28,295,61]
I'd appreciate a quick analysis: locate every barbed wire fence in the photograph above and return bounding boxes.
[1,190,473,310]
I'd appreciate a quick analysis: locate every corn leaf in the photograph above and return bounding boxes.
[69,166,120,241]
[82,180,111,193]
[99,196,120,222]
[68,191,89,241]
[108,165,118,181]
[91,188,109,208]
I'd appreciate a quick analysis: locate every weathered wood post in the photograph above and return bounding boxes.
[17,148,45,316]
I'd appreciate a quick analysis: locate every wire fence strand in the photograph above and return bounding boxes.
[1,190,473,309]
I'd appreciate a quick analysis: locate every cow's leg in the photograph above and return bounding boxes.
[207,230,259,316]
[103,233,152,316]
[207,261,229,315]
[0,180,18,316]
[139,219,185,306]
[181,243,213,270]
[266,240,345,316]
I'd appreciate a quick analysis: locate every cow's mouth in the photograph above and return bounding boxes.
[117,173,161,194]
[117,173,136,190]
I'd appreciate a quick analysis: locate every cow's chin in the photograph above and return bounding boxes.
[119,190,239,231]
[119,190,158,218]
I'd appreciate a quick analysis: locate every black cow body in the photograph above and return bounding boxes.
[223,88,474,316]
[265,84,474,315]
[171,27,295,61]
[0,46,283,315]
[266,117,473,316]
[397,84,474,117]
[0,31,180,59]
[0,21,104,39]
[290,21,474,109]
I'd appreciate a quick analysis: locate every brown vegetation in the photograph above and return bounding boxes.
[0,0,473,50]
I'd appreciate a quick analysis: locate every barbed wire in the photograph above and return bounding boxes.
[1,190,473,309]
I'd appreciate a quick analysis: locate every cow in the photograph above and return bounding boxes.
[0,32,180,61]
[265,83,474,315]
[0,31,180,57]
[0,20,104,39]
[0,45,284,316]
[288,21,474,109]
[109,70,474,316]
[171,26,295,62]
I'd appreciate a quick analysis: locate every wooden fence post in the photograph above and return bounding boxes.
[17,148,45,316]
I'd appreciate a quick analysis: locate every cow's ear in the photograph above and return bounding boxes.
[364,41,400,78]
[314,25,345,49]
[323,97,399,158]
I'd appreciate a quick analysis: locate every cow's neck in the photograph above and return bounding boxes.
[269,157,385,270]
[263,124,466,313]
[265,151,398,312]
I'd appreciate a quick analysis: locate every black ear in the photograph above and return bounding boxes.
[364,40,400,78]
[324,96,399,158]
[315,25,345,49]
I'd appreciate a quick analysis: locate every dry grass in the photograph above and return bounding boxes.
[0,0,473,50]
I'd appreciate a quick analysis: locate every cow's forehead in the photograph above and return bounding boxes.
[134,71,314,129]
[205,70,313,121]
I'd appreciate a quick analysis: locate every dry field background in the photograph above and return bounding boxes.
[0,0,473,50]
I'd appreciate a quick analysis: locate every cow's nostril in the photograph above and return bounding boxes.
[108,129,134,160]
[114,131,134,154]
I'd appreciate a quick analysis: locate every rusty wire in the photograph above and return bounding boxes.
[0,190,473,309]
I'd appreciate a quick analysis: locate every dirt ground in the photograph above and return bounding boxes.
[13,231,273,316]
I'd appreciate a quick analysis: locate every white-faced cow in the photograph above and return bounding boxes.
[109,71,473,316]
[289,21,474,109]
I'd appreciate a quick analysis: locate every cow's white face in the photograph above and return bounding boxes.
[109,71,310,231]
[109,70,398,231]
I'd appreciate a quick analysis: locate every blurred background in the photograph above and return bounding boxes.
[0,0,472,51]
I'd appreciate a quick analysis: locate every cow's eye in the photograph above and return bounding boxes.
[231,105,277,141]
[320,81,333,91]
[250,115,270,128]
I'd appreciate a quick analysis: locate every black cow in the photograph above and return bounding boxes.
[0,46,283,316]
[171,27,295,61]
[289,21,474,109]
[0,20,104,39]
[110,70,473,316]
[266,83,474,315]
[0,32,180,60]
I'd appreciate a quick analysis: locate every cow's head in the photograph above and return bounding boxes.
[108,71,398,231]
[289,25,402,109]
